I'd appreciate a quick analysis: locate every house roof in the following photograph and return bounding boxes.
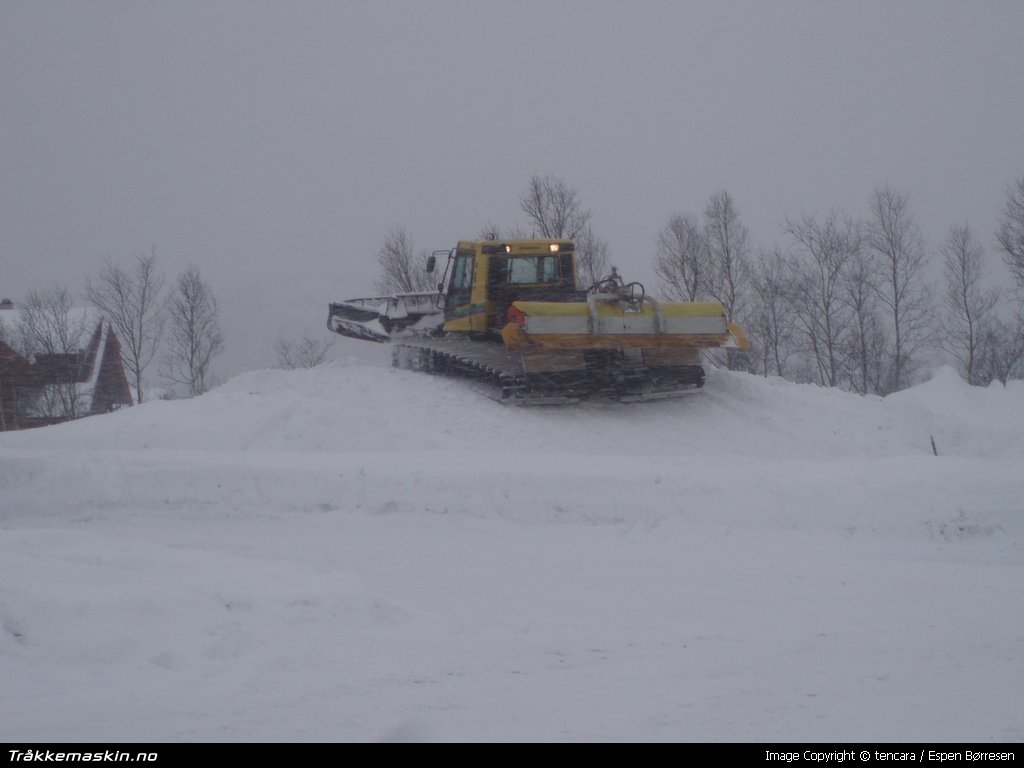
[2,307,134,420]
[31,319,133,417]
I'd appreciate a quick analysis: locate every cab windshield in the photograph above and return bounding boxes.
[507,255,559,285]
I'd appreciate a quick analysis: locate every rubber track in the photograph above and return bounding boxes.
[393,336,529,402]
[392,335,704,405]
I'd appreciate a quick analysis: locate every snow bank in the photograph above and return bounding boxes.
[1,361,1021,742]
[6,359,1022,460]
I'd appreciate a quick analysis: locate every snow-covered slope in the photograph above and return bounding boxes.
[8,357,1022,459]
[1,360,1021,742]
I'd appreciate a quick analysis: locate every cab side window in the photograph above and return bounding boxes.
[444,249,475,314]
[451,253,473,289]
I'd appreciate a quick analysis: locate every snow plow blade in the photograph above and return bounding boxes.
[500,297,750,353]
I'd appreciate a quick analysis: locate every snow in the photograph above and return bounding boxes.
[1,359,1022,743]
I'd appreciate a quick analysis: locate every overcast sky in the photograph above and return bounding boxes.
[2,1,1023,378]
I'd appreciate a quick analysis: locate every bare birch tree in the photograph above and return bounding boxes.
[785,212,857,388]
[865,185,934,393]
[162,266,224,397]
[837,231,886,395]
[519,174,591,240]
[86,251,165,403]
[703,190,752,323]
[939,224,1000,385]
[747,248,796,378]
[703,191,754,371]
[996,175,1024,291]
[573,224,610,287]
[704,192,753,372]
[654,213,710,301]
[375,226,435,294]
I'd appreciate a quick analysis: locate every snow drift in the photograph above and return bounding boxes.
[1,359,1021,742]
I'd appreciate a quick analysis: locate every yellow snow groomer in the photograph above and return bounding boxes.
[328,238,748,403]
